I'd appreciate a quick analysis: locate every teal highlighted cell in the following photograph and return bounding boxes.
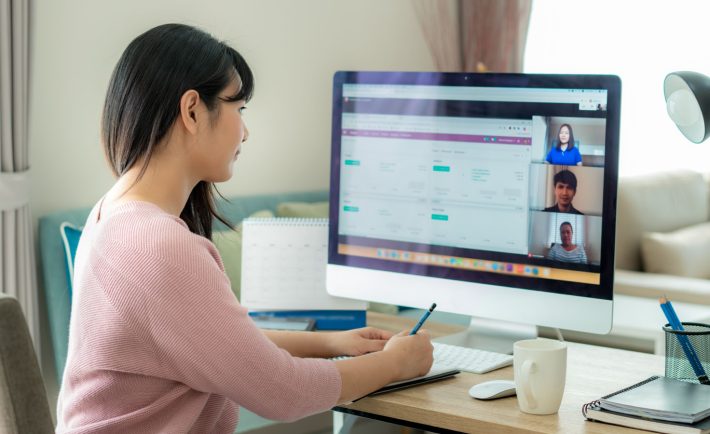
[343,206,360,212]
[433,165,450,172]
[431,214,449,221]
[344,160,361,166]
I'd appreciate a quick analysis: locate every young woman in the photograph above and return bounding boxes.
[56,24,433,433]
[545,123,583,166]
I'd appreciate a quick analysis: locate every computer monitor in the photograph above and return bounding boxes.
[326,72,620,349]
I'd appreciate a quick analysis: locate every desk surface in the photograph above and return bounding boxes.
[335,312,665,434]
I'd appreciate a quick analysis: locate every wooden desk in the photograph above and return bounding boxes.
[333,312,665,434]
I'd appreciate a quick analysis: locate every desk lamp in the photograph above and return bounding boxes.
[664,71,710,143]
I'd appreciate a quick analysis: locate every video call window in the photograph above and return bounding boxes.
[531,116,607,167]
[529,165,603,217]
[528,211,602,266]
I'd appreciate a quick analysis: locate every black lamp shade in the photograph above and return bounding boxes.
[664,71,710,143]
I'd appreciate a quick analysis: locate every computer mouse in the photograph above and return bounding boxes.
[468,380,517,400]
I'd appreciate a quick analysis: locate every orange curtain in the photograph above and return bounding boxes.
[414,0,533,72]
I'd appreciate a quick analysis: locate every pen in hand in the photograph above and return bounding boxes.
[410,303,436,335]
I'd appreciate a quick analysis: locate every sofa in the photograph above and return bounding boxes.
[614,169,710,306]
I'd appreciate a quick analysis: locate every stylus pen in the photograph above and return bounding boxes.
[659,296,710,385]
[410,303,437,335]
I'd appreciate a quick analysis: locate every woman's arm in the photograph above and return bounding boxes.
[265,327,435,403]
[265,327,433,403]
[262,330,331,357]
[263,327,394,358]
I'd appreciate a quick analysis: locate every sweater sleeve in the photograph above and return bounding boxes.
[91,216,341,422]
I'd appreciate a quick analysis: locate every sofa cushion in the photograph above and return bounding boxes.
[276,201,329,218]
[614,269,710,306]
[615,170,709,271]
[59,222,83,300]
[641,222,710,279]
[212,209,275,300]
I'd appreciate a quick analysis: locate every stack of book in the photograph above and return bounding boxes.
[583,376,710,434]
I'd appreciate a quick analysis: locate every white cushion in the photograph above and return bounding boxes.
[615,170,709,271]
[614,269,710,305]
[641,222,710,279]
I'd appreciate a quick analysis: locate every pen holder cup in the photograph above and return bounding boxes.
[663,322,710,383]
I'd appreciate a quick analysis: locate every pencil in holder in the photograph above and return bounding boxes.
[663,322,710,383]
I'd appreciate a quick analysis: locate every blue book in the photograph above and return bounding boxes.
[248,310,366,330]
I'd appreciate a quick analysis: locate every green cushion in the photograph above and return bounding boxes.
[276,201,329,218]
[59,222,83,301]
[213,209,275,300]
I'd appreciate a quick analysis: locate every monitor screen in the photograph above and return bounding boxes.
[327,72,620,334]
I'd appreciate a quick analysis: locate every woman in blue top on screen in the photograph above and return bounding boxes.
[545,124,582,166]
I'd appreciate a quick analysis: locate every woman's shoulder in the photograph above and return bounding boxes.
[95,200,219,266]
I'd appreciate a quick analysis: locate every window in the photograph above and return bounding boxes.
[525,0,710,175]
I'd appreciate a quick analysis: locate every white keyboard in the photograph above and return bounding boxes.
[432,342,513,374]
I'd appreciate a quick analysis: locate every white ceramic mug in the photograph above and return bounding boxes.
[513,338,567,415]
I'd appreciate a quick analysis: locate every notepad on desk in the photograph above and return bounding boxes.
[369,366,460,397]
[332,354,459,398]
[583,375,710,434]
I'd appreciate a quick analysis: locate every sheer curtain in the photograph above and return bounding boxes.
[413,0,533,72]
[0,0,38,352]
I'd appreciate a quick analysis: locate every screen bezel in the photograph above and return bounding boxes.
[326,71,620,333]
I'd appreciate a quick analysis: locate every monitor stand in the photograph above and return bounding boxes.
[433,316,537,354]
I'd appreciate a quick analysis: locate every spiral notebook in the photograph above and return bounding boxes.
[583,376,710,433]
[240,218,366,329]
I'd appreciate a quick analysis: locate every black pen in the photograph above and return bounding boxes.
[409,303,436,335]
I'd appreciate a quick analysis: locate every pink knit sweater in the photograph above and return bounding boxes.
[56,200,341,433]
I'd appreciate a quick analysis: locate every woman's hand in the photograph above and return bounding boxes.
[382,329,434,381]
[326,327,395,357]
[332,329,433,403]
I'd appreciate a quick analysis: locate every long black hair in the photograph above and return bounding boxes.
[102,23,254,239]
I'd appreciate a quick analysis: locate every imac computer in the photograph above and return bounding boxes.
[326,72,621,353]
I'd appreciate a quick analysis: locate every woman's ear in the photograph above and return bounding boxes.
[179,89,201,134]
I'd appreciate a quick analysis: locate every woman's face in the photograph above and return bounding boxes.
[560,224,573,246]
[558,126,570,145]
[197,77,249,183]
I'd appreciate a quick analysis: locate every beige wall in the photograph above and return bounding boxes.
[29,0,434,219]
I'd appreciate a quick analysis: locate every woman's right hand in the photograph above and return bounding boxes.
[382,330,434,381]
